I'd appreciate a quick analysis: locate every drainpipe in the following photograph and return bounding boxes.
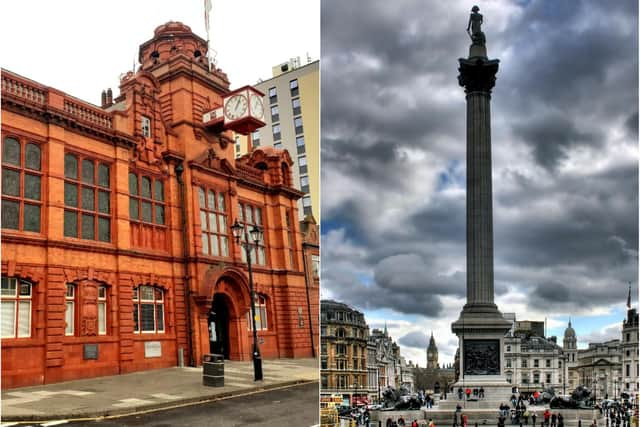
[301,242,316,358]
[175,162,195,367]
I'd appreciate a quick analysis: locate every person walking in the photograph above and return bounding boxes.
[532,411,537,427]
[412,420,418,427]
[544,409,551,427]
[551,412,557,427]
[462,413,468,427]
[558,413,564,427]
[428,418,435,427]
[591,419,598,427]
[523,408,530,425]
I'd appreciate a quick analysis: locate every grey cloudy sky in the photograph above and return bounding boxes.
[321,0,638,366]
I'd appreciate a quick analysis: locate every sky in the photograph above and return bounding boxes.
[321,0,639,368]
[0,0,319,106]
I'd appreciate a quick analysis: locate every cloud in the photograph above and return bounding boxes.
[398,331,428,349]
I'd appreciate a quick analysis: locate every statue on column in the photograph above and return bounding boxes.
[467,5,486,46]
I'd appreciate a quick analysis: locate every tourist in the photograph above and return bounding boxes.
[462,413,468,427]
[544,409,551,427]
[458,387,464,400]
[412,420,418,427]
[479,387,485,399]
[523,408,530,424]
[558,413,564,427]
[532,411,537,427]
[466,389,472,400]
[428,418,435,427]
[551,412,557,427]
[591,419,598,427]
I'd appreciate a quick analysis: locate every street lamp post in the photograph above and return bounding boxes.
[231,219,263,381]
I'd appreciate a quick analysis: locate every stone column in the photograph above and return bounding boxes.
[459,57,500,313]
[447,47,513,406]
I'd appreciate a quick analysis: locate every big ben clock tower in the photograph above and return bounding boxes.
[427,332,439,370]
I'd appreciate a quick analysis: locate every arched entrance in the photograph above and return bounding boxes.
[195,266,253,363]
[209,294,231,359]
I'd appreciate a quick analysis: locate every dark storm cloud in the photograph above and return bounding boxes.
[321,0,638,326]
[625,112,638,136]
[512,115,601,171]
[408,195,466,243]
[399,331,429,349]
[529,281,629,310]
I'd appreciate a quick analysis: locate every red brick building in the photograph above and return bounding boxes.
[1,22,319,389]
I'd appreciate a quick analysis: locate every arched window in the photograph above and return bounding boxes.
[238,203,266,265]
[64,153,111,241]
[133,286,165,333]
[2,137,42,232]
[64,283,108,336]
[98,285,108,335]
[199,187,229,257]
[247,294,268,331]
[1,276,33,338]
[129,172,165,225]
[65,284,76,335]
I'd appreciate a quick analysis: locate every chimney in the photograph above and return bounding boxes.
[101,90,107,108]
[106,88,113,105]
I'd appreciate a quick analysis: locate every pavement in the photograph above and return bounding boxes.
[1,358,318,423]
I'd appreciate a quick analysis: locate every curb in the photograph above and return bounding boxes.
[2,379,317,423]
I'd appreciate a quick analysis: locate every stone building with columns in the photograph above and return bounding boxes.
[1,22,318,389]
[320,300,370,406]
[621,308,639,396]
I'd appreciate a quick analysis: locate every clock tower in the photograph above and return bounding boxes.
[427,331,439,370]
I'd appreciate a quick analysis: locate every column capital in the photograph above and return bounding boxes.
[458,58,500,94]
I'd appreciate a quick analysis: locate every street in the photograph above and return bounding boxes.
[2,382,319,427]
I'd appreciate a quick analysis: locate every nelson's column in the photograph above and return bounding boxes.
[450,6,512,402]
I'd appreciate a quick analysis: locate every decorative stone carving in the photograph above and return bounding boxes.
[80,280,98,336]
[463,339,500,375]
[458,58,499,94]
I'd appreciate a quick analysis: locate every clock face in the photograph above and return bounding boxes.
[224,94,248,121]
[249,93,264,120]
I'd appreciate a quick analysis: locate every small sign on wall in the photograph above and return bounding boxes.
[83,344,98,360]
[259,337,265,345]
[145,341,162,358]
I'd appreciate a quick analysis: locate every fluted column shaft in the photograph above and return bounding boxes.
[457,57,499,312]
[466,90,494,305]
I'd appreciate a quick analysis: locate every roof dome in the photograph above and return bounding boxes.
[564,320,576,338]
[153,21,193,36]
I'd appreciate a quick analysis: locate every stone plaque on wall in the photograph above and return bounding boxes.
[83,344,98,360]
[144,341,162,358]
[463,339,500,375]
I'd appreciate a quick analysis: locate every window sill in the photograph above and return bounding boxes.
[133,333,175,340]
[1,337,45,346]
[61,335,119,344]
